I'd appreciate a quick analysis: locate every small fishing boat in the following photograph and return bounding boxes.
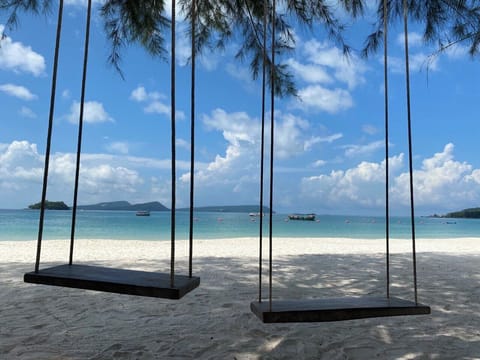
[249,212,264,217]
[136,210,150,216]
[288,213,315,221]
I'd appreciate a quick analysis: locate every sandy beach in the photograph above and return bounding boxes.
[1,237,479,359]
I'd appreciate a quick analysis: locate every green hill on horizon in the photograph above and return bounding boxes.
[443,207,480,219]
[77,201,168,211]
[27,201,273,213]
[28,201,70,210]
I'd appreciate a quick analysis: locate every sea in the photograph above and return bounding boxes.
[0,209,478,241]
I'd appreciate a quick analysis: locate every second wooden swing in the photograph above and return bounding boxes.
[250,0,431,323]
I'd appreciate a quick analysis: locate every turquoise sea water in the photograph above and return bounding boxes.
[0,209,479,241]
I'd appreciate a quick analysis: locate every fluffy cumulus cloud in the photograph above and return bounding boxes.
[2,139,480,213]
[66,101,114,124]
[0,83,37,100]
[179,108,340,205]
[0,140,146,208]
[297,85,353,114]
[391,143,476,209]
[0,25,45,76]
[289,39,367,113]
[130,86,185,120]
[300,143,480,214]
[301,155,405,212]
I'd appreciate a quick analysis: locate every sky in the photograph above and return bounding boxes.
[1,1,480,215]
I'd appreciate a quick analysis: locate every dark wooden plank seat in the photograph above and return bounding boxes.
[250,296,430,323]
[24,264,200,299]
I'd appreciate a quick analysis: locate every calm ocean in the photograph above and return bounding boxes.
[0,209,478,241]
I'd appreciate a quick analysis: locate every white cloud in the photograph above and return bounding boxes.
[130,86,149,102]
[300,143,480,214]
[410,52,439,72]
[300,153,403,212]
[0,26,45,76]
[301,40,367,90]
[312,159,327,167]
[287,39,368,113]
[312,160,327,167]
[106,141,129,154]
[392,143,474,208]
[396,32,423,48]
[362,124,379,135]
[343,140,384,158]
[0,83,37,100]
[225,63,256,92]
[66,101,114,124]
[304,133,343,151]
[176,138,190,150]
[444,43,469,60]
[2,139,480,213]
[180,109,320,205]
[286,58,333,84]
[297,85,353,113]
[0,140,157,208]
[386,53,439,73]
[130,85,185,120]
[19,106,37,118]
[275,114,310,159]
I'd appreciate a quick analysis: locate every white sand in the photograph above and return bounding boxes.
[1,237,479,359]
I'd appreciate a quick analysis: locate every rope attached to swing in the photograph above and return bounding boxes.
[258,0,268,304]
[268,0,276,312]
[170,0,177,288]
[383,0,391,299]
[35,0,64,273]
[70,0,92,265]
[402,0,419,305]
[188,0,197,278]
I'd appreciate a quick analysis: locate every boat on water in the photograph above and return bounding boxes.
[136,211,150,216]
[288,213,316,221]
[249,212,265,217]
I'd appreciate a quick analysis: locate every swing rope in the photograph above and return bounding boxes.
[35,0,64,273]
[268,0,276,312]
[383,0,390,299]
[258,0,268,303]
[188,0,196,278]
[70,0,92,265]
[170,0,177,287]
[402,0,419,305]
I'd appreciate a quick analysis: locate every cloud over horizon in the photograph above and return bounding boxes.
[0,25,45,76]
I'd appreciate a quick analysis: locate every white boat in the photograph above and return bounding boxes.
[249,212,264,217]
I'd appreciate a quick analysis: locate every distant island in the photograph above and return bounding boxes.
[28,201,70,210]
[77,201,168,211]
[437,207,480,219]
[26,201,272,213]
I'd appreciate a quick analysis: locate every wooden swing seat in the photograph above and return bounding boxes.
[24,264,200,299]
[250,296,430,323]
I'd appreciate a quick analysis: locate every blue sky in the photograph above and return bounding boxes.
[1,1,480,215]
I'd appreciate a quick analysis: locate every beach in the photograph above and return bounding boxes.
[1,237,479,359]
